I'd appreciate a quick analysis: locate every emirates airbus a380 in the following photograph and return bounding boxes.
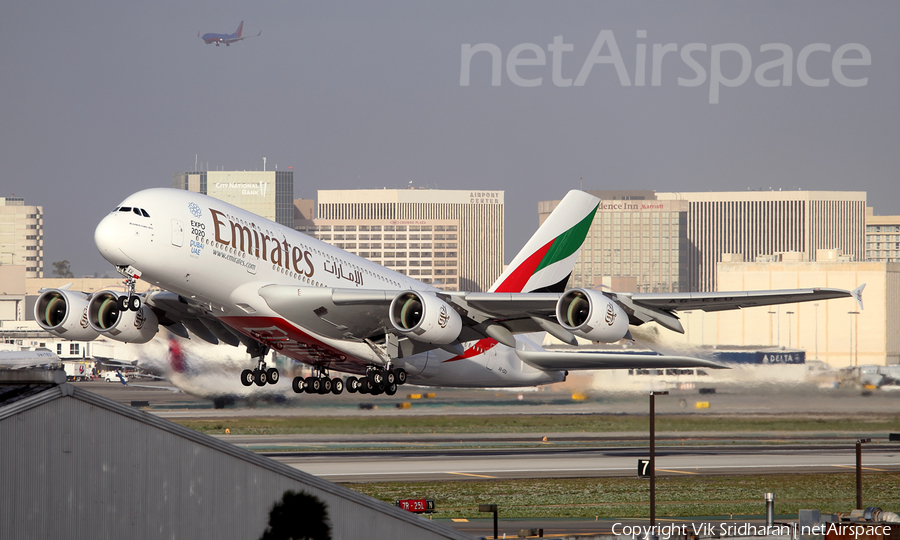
[35,188,862,397]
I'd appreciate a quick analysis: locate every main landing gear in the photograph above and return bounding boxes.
[240,344,278,387]
[290,366,407,397]
[291,365,346,396]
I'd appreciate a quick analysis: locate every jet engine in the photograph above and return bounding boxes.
[86,291,159,344]
[556,288,629,343]
[389,291,462,345]
[34,289,100,341]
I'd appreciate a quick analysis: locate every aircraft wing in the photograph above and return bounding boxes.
[463,285,863,335]
[258,284,863,346]
[144,291,245,347]
[515,349,729,371]
[623,286,862,312]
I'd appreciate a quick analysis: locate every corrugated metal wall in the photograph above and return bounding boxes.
[0,387,470,540]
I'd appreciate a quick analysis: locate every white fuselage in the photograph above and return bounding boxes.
[94,188,563,387]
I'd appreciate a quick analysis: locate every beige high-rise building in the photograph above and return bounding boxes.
[0,197,43,278]
[173,170,294,228]
[656,191,867,291]
[865,207,900,263]
[299,189,504,292]
[665,254,898,367]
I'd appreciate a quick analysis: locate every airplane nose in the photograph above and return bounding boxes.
[94,214,136,266]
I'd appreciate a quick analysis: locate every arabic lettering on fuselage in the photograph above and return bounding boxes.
[323,260,364,286]
[209,208,315,277]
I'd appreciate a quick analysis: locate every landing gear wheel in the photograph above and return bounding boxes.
[117,296,129,311]
[371,380,385,395]
[331,378,344,395]
[359,378,371,394]
[346,376,359,393]
[369,370,384,385]
[396,368,407,385]
[305,376,320,394]
[385,382,398,395]
[292,376,304,393]
[266,368,279,384]
[254,369,267,386]
[385,370,396,385]
[321,377,332,394]
[127,295,141,311]
[241,369,254,387]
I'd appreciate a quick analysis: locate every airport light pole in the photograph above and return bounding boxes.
[478,504,498,539]
[649,391,668,530]
[814,303,819,360]
[768,311,776,346]
[856,438,870,509]
[849,312,860,366]
[785,311,794,349]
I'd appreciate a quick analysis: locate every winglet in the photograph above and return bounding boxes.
[852,283,865,311]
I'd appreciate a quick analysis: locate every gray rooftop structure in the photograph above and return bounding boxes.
[0,371,472,539]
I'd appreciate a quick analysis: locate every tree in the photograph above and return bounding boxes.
[51,260,74,278]
[259,490,332,540]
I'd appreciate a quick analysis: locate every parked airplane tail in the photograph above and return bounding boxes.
[489,190,599,294]
[235,21,243,37]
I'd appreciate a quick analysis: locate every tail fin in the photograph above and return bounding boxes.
[489,190,599,293]
[235,21,243,37]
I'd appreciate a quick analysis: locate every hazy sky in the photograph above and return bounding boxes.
[2,1,898,277]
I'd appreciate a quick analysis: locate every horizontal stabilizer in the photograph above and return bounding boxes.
[515,349,728,371]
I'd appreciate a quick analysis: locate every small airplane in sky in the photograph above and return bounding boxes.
[199,21,260,46]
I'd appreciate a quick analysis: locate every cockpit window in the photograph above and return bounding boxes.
[119,207,131,212]
[132,208,141,216]
[140,209,150,217]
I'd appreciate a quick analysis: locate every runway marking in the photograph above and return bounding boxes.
[657,468,699,475]
[446,472,497,478]
[451,519,469,523]
[833,465,889,472]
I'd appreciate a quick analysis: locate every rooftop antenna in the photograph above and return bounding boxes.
[263,157,267,171]
[195,154,198,172]
[579,177,583,190]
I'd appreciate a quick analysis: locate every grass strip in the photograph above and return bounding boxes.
[175,414,900,436]
[345,473,900,519]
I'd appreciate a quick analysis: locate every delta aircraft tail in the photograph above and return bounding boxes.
[489,190,599,294]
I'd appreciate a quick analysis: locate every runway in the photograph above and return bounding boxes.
[264,442,900,482]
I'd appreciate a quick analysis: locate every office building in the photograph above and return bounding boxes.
[173,170,294,228]
[299,189,504,292]
[539,191,690,292]
[666,253,898,367]
[865,207,900,263]
[655,190,867,291]
[0,197,43,278]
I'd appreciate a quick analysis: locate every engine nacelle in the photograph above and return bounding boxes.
[34,289,100,341]
[556,288,630,343]
[86,291,159,344]
[389,291,462,345]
